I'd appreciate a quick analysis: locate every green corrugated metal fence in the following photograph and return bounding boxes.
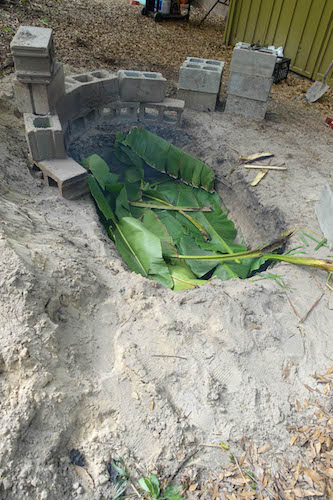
[224,0,333,87]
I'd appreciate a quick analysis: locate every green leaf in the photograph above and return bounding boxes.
[123,128,215,191]
[114,217,173,289]
[164,485,181,496]
[149,474,160,497]
[167,261,207,290]
[125,166,145,184]
[85,154,110,190]
[138,477,154,494]
[178,235,219,277]
[142,210,176,257]
[88,175,116,222]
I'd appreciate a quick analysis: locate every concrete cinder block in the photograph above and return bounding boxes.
[140,98,185,126]
[14,62,65,114]
[228,72,273,102]
[179,60,224,94]
[118,70,166,102]
[24,113,66,161]
[31,62,65,114]
[224,94,267,120]
[230,46,277,78]
[34,156,89,199]
[316,184,333,249]
[13,79,34,113]
[177,88,217,112]
[56,72,119,122]
[10,26,56,82]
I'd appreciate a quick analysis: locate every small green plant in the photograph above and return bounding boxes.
[107,458,130,500]
[3,27,14,35]
[138,474,183,500]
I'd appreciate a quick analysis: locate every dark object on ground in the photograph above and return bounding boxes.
[199,0,229,26]
[305,60,333,103]
[325,116,333,129]
[141,0,192,22]
[69,449,86,467]
[273,56,291,84]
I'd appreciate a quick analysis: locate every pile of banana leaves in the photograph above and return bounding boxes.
[83,128,333,290]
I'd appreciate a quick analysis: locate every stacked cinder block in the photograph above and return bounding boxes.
[177,57,225,112]
[225,43,277,120]
[11,26,88,199]
[11,26,65,115]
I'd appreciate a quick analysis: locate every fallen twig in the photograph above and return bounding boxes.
[287,296,301,319]
[152,354,187,360]
[165,448,199,488]
[299,293,324,324]
[244,164,287,171]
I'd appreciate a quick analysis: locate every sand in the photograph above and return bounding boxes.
[0,73,333,499]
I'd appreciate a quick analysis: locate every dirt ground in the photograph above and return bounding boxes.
[1,0,333,499]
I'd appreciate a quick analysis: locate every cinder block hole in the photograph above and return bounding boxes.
[33,117,51,129]
[206,60,221,66]
[120,107,137,116]
[203,66,219,71]
[91,71,109,79]
[73,74,94,83]
[189,58,204,63]
[143,73,158,79]
[124,71,140,77]
[47,177,58,187]
[144,108,159,119]
[163,111,177,123]
[186,64,201,69]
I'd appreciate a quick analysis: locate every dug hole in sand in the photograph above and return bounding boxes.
[0,72,333,499]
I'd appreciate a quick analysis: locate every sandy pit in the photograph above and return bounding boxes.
[1,71,333,499]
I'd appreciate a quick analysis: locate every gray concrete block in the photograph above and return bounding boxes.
[24,113,66,161]
[177,88,217,112]
[228,72,273,102]
[224,94,267,120]
[140,98,185,126]
[179,60,224,94]
[230,46,277,78]
[34,156,89,199]
[10,26,56,82]
[13,79,34,113]
[14,62,65,114]
[185,57,224,70]
[316,184,333,249]
[118,70,166,102]
[56,72,119,122]
[31,62,65,114]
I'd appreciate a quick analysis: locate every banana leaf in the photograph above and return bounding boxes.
[167,261,208,291]
[142,210,176,256]
[122,128,215,192]
[114,217,173,289]
[84,155,111,190]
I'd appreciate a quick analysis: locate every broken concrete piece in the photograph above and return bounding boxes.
[10,26,56,82]
[34,156,89,199]
[224,94,267,120]
[179,59,224,94]
[140,98,184,126]
[118,70,166,102]
[177,88,217,112]
[228,72,273,102]
[230,46,277,78]
[24,113,66,162]
[14,62,65,115]
[315,184,333,249]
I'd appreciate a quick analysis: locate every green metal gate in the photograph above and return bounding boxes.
[224,0,333,87]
